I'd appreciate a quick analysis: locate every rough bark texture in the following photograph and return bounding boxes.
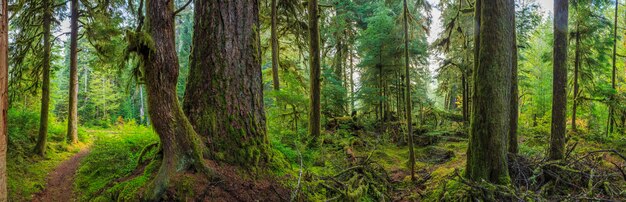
[308,0,321,141]
[465,0,513,184]
[403,0,415,181]
[271,0,280,91]
[509,12,519,154]
[0,0,7,199]
[549,0,568,161]
[183,0,269,167]
[67,0,79,144]
[35,0,52,156]
[136,0,212,199]
[572,25,580,132]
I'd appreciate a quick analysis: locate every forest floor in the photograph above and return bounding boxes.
[32,148,91,202]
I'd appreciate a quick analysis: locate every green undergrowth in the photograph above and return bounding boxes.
[7,108,89,201]
[73,121,158,201]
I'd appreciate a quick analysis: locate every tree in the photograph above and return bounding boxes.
[465,0,514,184]
[183,0,270,167]
[34,0,53,156]
[67,0,79,144]
[127,0,214,198]
[403,0,415,181]
[0,0,7,198]
[549,0,568,160]
[308,0,321,142]
[271,0,280,91]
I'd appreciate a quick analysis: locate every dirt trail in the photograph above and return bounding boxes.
[32,148,90,202]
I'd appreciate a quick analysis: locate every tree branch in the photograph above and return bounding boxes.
[173,0,192,16]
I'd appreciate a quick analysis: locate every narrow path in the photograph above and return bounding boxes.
[32,148,90,202]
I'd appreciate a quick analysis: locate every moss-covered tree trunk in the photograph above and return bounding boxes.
[183,0,269,167]
[135,0,212,199]
[0,0,8,198]
[609,1,618,134]
[509,15,519,154]
[572,24,580,132]
[403,0,415,181]
[271,0,280,91]
[465,0,513,184]
[34,0,52,156]
[67,0,79,144]
[549,0,568,161]
[308,0,322,142]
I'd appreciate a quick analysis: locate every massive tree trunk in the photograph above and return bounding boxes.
[549,0,568,161]
[133,0,213,199]
[271,0,280,91]
[572,24,580,132]
[308,0,321,142]
[403,0,415,181]
[509,16,519,154]
[0,0,8,199]
[67,0,79,144]
[34,0,52,156]
[465,0,513,184]
[183,0,269,167]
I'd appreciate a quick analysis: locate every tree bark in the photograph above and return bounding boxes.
[572,24,580,132]
[134,0,214,199]
[183,0,269,167]
[609,0,618,135]
[34,0,52,156]
[465,0,513,184]
[0,0,8,198]
[549,0,568,161]
[308,0,321,142]
[509,12,519,154]
[403,0,415,182]
[271,0,280,91]
[67,0,79,144]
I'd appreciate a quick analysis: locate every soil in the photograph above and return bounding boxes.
[32,148,90,202]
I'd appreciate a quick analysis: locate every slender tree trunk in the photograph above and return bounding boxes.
[549,0,568,161]
[139,85,145,125]
[0,0,8,198]
[609,0,618,135]
[183,0,269,166]
[403,0,415,181]
[462,69,468,125]
[308,0,321,142]
[34,0,52,156]
[135,0,215,198]
[509,14,519,154]
[465,0,513,184]
[572,25,580,132]
[271,0,280,91]
[67,0,79,144]
[350,47,355,112]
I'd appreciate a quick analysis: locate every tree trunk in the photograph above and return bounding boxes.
[183,0,269,167]
[271,0,280,91]
[403,0,415,182]
[609,0,618,135]
[350,47,355,112]
[308,0,321,142]
[465,0,513,184]
[572,24,580,132]
[34,0,52,156]
[67,0,79,144]
[509,16,519,154]
[549,0,568,161]
[0,0,8,198]
[462,69,468,125]
[135,0,214,199]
